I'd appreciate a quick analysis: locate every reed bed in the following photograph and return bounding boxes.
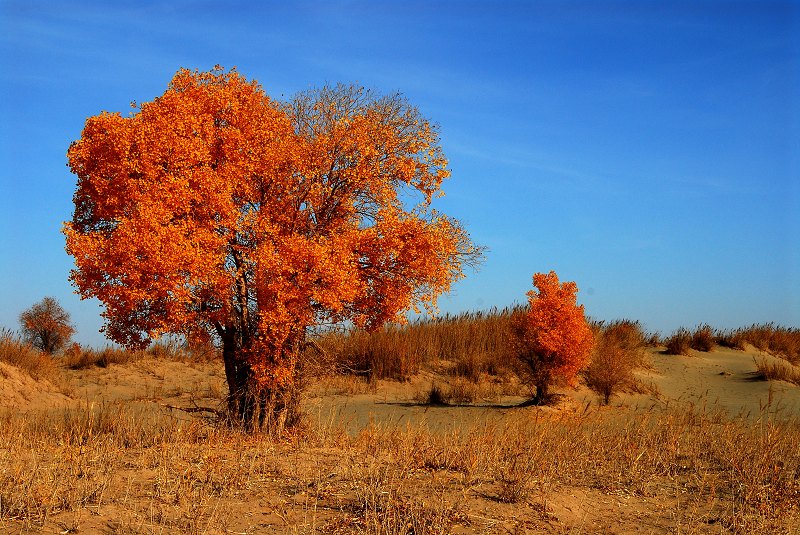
[313,307,522,382]
[718,324,800,365]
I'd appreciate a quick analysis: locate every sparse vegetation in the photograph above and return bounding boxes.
[665,327,692,355]
[0,400,798,533]
[0,328,57,380]
[584,320,648,404]
[690,323,716,352]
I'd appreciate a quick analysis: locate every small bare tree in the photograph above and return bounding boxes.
[19,297,75,354]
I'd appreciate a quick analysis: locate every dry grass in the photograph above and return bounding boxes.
[413,377,517,405]
[665,328,692,356]
[754,357,800,386]
[718,324,800,365]
[691,324,716,352]
[3,312,800,531]
[584,320,648,404]
[313,308,520,382]
[1,315,800,533]
[1,402,798,533]
[0,328,58,381]
[664,324,716,355]
[61,338,219,370]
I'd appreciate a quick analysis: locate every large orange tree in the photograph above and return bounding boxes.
[65,67,482,429]
[512,271,594,404]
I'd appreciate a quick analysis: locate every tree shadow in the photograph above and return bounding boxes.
[742,371,768,382]
[377,393,564,410]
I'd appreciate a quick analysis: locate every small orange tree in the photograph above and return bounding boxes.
[512,271,594,404]
[64,67,482,430]
[19,297,75,354]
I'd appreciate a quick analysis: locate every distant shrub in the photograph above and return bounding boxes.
[664,328,692,356]
[584,320,647,404]
[690,324,715,352]
[18,297,75,355]
[63,345,140,369]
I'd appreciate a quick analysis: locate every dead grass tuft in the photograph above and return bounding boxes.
[0,328,58,380]
[719,324,800,365]
[753,357,800,386]
[665,328,692,356]
[690,324,716,352]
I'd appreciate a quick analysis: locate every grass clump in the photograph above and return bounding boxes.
[719,324,800,365]
[664,328,692,356]
[754,357,800,386]
[690,324,716,352]
[0,328,57,380]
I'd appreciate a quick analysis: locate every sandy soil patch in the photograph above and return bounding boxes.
[0,361,71,412]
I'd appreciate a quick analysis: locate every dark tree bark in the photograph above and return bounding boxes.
[533,381,550,405]
[220,328,301,432]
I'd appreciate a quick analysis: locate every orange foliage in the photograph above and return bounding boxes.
[513,271,594,403]
[64,67,481,423]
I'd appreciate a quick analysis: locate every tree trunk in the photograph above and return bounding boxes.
[533,381,549,405]
[221,333,301,433]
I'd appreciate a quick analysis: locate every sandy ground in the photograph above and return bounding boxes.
[0,346,798,534]
[0,362,71,411]
[638,346,800,417]
[3,346,797,423]
[303,347,800,434]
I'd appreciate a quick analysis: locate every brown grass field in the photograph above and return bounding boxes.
[1,318,799,534]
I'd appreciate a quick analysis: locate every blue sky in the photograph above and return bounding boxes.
[1,1,797,346]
